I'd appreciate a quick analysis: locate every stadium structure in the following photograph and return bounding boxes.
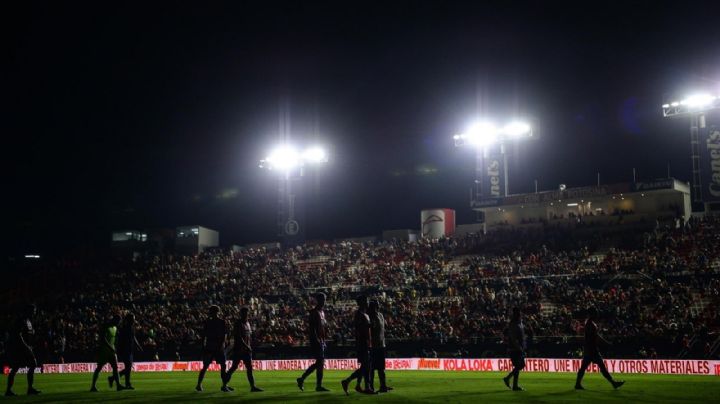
[474,178,691,231]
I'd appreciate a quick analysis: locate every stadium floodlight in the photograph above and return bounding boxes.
[259,145,328,171]
[502,121,533,138]
[261,145,300,171]
[258,142,330,246]
[662,93,720,117]
[462,121,499,147]
[661,90,720,203]
[302,146,328,164]
[454,120,533,147]
[454,118,534,198]
[683,93,716,108]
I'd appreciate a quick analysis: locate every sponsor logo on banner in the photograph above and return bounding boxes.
[471,198,500,208]
[418,358,441,370]
[386,359,414,370]
[4,366,42,375]
[442,359,495,371]
[485,156,504,198]
[421,214,443,237]
[705,126,720,201]
[634,179,674,192]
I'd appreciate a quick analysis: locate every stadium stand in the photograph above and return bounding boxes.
[1,217,718,363]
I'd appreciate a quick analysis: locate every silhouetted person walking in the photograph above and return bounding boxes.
[90,314,124,392]
[297,293,330,392]
[342,295,375,395]
[503,307,526,391]
[575,307,625,390]
[5,304,41,396]
[196,306,228,392]
[223,307,262,392]
[369,300,392,393]
[115,313,142,390]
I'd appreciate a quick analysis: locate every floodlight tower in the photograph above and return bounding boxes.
[453,120,533,203]
[259,145,328,246]
[662,93,720,202]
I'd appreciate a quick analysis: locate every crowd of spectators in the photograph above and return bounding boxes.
[1,216,719,362]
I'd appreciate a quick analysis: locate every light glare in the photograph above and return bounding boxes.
[683,94,716,108]
[503,121,532,137]
[465,122,498,146]
[302,147,328,163]
[265,146,300,170]
[261,145,329,171]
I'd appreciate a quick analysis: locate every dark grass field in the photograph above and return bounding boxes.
[3,370,719,403]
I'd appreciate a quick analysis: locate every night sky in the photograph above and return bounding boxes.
[6,1,720,256]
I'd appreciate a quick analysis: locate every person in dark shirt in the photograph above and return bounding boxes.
[223,307,262,392]
[575,307,625,390]
[502,307,526,391]
[196,305,228,392]
[5,304,41,396]
[369,300,392,393]
[341,295,375,395]
[90,314,124,392]
[114,313,142,390]
[297,293,330,392]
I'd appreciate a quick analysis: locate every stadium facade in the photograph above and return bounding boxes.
[472,178,691,231]
[111,226,219,258]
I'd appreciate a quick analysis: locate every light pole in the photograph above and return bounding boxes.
[662,93,720,203]
[453,120,533,204]
[259,145,328,246]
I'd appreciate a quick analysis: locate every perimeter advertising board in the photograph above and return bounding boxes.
[25,358,720,376]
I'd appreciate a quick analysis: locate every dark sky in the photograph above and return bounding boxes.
[6,1,720,256]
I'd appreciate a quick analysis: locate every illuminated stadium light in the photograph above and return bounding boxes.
[502,121,533,138]
[259,145,329,171]
[454,118,535,198]
[24,254,41,259]
[662,90,720,201]
[454,120,533,147]
[662,93,720,117]
[261,145,300,170]
[683,93,716,108]
[302,146,328,164]
[462,121,499,147]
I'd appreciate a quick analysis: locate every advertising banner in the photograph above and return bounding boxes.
[482,152,505,200]
[702,124,720,202]
[28,358,720,376]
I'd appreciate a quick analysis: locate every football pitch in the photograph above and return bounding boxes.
[2,371,719,403]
